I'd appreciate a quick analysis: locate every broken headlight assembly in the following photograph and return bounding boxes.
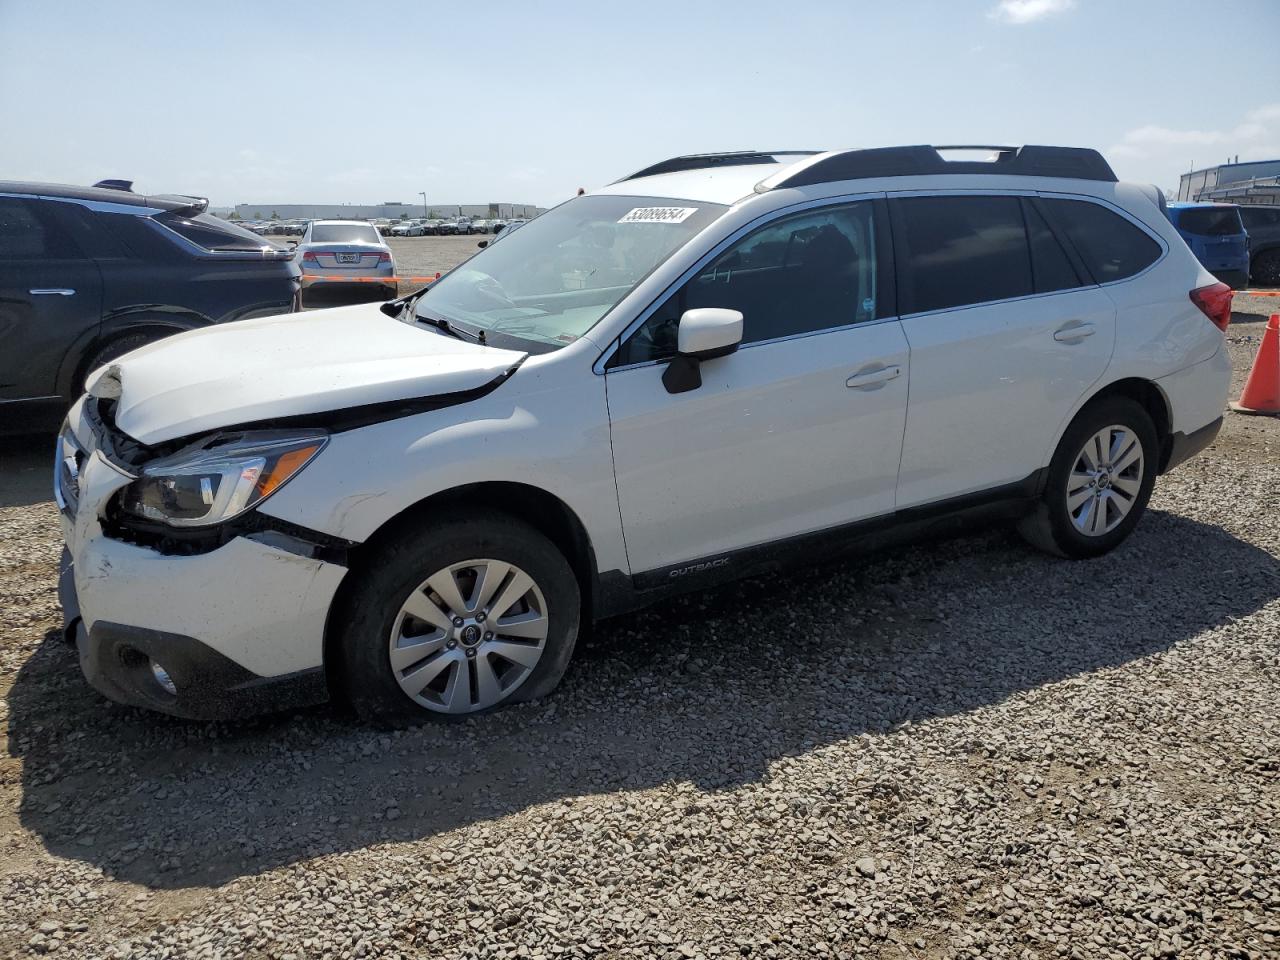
[118,431,328,528]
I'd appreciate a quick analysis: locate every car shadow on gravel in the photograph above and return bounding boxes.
[0,434,56,509]
[7,509,1279,890]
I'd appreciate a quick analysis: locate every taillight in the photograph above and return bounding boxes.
[377,252,391,262]
[1190,282,1233,333]
[302,251,319,263]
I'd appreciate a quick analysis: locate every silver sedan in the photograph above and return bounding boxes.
[296,220,397,300]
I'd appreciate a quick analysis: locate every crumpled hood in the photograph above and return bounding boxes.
[89,303,526,445]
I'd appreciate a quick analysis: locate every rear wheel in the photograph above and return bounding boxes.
[1018,397,1158,559]
[338,512,580,727]
[1251,249,1280,286]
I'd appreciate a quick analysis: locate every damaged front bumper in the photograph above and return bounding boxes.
[58,400,348,720]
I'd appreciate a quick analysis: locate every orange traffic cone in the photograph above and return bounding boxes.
[1230,314,1280,416]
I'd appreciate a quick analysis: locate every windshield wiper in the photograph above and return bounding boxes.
[416,310,488,345]
[414,312,465,341]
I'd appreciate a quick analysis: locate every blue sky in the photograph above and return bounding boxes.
[2,0,1277,207]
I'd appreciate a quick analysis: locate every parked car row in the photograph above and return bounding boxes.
[382,217,508,236]
[246,220,307,236]
[1165,200,1280,288]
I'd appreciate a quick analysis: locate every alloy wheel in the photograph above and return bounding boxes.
[1066,424,1144,537]
[388,559,549,713]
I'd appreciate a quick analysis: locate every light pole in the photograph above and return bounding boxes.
[419,191,428,218]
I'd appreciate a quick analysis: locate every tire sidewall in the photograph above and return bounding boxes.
[339,513,580,727]
[1043,398,1158,558]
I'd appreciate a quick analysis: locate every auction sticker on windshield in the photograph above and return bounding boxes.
[617,207,699,224]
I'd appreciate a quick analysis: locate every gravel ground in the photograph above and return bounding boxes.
[0,276,1277,959]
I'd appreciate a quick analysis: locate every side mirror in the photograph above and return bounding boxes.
[662,308,743,394]
[477,240,489,249]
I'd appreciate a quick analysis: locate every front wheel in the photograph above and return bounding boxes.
[337,513,580,727]
[1018,397,1158,559]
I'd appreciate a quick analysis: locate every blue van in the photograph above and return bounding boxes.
[1166,202,1250,289]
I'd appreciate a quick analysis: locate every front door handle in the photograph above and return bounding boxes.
[30,288,76,296]
[1053,320,1095,343]
[846,364,902,390]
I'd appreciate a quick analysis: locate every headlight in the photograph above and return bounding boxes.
[119,431,327,528]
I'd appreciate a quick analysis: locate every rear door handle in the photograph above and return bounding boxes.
[846,364,902,390]
[1053,321,1095,343]
[30,288,75,296]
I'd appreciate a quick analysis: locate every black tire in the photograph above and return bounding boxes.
[337,511,580,728]
[1017,397,1158,559]
[382,284,399,301]
[80,330,170,383]
[1251,249,1280,287]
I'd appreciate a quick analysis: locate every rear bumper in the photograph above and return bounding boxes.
[1162,416,1223,473]
[61,551,330,720]
[300,263,395,286]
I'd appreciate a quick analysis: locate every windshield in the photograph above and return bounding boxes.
[415,195,727,349]
[311,223,381,244]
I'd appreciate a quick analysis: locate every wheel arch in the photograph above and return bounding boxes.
[1071,377,1175,474]
[56,308,214,398]
[322,481,600,693]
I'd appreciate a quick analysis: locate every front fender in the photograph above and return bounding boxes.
[255,367,630,574]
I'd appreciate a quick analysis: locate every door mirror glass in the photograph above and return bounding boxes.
[677,307,743,359]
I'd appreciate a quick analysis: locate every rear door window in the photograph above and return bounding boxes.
[0,198,85,259]
[1041,198,1162,284]
[890,195,1032,314]
[1175,207,1245,237]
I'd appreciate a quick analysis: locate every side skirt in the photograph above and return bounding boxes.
[593,470,1046,619]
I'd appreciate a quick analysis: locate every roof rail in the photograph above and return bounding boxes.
[617,150,820,182]
[771,145,1117,188]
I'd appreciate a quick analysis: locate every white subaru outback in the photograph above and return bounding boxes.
[55,146,1233,726]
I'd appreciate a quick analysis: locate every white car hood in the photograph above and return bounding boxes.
[90,303,526,445]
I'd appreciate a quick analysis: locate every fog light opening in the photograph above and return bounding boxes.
[149,659,178,697]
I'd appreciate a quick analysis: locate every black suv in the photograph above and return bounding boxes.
[0,181,300,432]
[1239,205,1280,286]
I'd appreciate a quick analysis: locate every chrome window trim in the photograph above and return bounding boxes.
[0,192,163,216]
[602,314,903,374]
[592,190,887,375]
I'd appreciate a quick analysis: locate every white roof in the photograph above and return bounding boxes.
[591,162,796,206]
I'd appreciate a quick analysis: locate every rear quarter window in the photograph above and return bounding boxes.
[1041,199,1162,284]
[157,212,275,253]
